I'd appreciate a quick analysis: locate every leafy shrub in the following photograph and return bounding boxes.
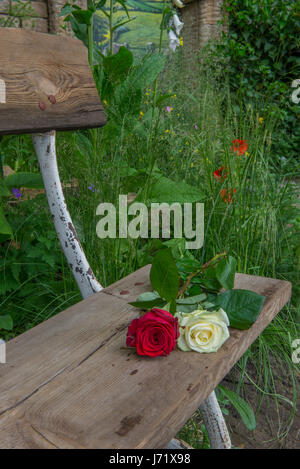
[213,0,300,171]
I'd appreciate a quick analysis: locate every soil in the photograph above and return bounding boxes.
[220,364,300,449]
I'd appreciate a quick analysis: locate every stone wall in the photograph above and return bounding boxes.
[0,0,87,34]
[181,0,226,56]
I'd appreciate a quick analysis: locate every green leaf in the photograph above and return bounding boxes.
[176,294,207,305]
[0,207,13,236]
[175,303,198,313]
[129,291,165,309]
[72,9,93,25]
[215,289,266,329]
[0,179,10,197]
[150,249,179,303]
[0,314,13,331]
[218,385,256,431]
[59,3,73,17]
[103,46,133,85]
[5,172,44,189]
[143,176,204,205]
[155,93,175,107]
[215,256,236,290]
[115,0,130,18]
[69,15,88,46]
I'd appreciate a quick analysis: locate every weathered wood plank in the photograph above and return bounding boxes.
[0,28,106,135]
[0,268,291,448]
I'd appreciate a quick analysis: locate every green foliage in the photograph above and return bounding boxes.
[5,172,44,189]
[215,0,300,171]
[215,289,266,330]
[150,248,179,304]
[217,385,256,431]
[0,315,13,331]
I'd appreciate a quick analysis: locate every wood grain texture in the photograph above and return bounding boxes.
[0,267,291,448]
[0,28,106,135]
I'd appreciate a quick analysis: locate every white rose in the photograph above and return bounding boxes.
[175,308,230,353]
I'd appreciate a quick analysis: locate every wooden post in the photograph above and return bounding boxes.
[32,131,103,298]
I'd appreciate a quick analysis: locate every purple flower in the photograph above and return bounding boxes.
[194,124,198,130]
[12,188,22,199]
[88,184,97,193]
[166,106,172,113]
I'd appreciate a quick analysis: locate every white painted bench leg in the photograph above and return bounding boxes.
[32,131,103,298]
[199,390,231,449]
[165,390,231,449]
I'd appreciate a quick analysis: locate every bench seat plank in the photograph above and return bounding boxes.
[0,28,106,135]
[0,267,291,448]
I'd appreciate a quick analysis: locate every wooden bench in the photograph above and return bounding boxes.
[0,28,292,449]
[0,267,291,448]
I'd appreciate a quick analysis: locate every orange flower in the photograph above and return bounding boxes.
[231,139,248,156]
[220,188,237,204]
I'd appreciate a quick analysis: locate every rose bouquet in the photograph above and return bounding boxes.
[127,245,266,357]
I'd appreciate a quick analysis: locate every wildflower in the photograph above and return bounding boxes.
[88,184,97,193]
[179,37,183,46]
[165,129,170,133]
[231,139,248,156]
[185,141,189,145]
[103,99,108,105]
[194,124,198,130]
[168,30,180,52]
[220,188,237,204]
[140,111,144,117]
[166,106,173,113]
[173,94,177,98]
[11,188,22,199]
[173,14,184,36]
[258,117,263,124]
[173,0,184,8]
[145,92,150,96]
[213,166,228,182]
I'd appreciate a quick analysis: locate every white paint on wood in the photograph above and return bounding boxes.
[0,79,6,103]
[199,391,231,449]
[32,131,103,298]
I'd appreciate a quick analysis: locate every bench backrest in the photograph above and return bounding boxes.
[0,28,106,135]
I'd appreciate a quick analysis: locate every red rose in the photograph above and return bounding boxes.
[126,308,179,357]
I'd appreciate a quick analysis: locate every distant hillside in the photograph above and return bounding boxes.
[95,0,168,51]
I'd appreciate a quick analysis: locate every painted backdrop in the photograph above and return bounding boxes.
[95,0,167,52]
